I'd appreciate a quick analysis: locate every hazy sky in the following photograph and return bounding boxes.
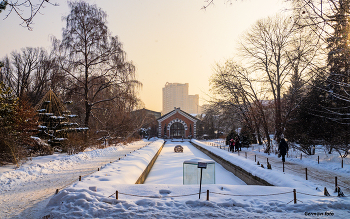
[0,0,290,112]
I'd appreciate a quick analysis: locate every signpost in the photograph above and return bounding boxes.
[198,162,207,199]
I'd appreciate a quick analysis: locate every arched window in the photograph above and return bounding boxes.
[170,122,185,138]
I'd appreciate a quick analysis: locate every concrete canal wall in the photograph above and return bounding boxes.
[190,141,273,186]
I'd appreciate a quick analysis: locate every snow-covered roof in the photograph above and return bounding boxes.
[183,158,215,164]
[157,107,199,123]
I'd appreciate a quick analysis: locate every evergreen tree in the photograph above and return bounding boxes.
[0,82,18,165]
[324,1,350,121]
[322,0,350,156]
[0,83,39,165]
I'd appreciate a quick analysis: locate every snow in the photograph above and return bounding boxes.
[39,113,54,116]
[145,141,245,185]
[192,140,306,188]
[0,139,154,218]
[0,143,140,191]
[73,127,89,131]
[50,116,65,119]
[67,114,78,118]
[183,158,215,164]
[1,139,350,218]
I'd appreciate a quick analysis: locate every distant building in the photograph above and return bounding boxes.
[157,107,199,139]
[187,94,200,115]
[131,108,161,138]
[132,108,161,120]
[162,82,201,115]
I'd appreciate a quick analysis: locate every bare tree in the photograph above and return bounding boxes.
[210,15,324,152]
[1,47,67,106]
[11,47,43,98]
[2,47,59,104]
[211,61,271,147]
[0,0,58,29]
[201,0,234,9]
[53,1,141,130]
[239,15,323,147]
[239,15,297,146]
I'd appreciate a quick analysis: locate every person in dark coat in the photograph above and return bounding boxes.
[234,136,241,152]
[278,138,289,162]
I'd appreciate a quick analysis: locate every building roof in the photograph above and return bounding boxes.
[132,108,161,119]
[157,107,199,123]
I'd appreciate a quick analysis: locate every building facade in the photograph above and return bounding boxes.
[162,82,200,115]
[157,108,199,139]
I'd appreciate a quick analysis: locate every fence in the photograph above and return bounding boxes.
[107,188,343,204]
[204,142,350,193]
[54,141,154,194]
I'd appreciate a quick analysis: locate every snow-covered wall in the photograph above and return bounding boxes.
[76,139,163,186]
[191,140,310,188]
[135,140,165,184]
[45,139,165,216]
[190,141,272,186]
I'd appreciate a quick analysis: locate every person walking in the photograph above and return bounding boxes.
[234,136,240,152]
[278,138,289,162]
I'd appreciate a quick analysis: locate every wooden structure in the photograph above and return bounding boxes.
[34,90,86,145]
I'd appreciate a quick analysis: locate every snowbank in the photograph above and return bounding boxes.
[46,140,164,206]
[42,140,350,218]
[0,143,130,191]
[191,140,336,193]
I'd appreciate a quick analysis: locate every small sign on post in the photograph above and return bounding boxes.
[198,162,207,199]
[198,162,207,169]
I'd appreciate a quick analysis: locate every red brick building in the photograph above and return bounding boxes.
[157,108,199,139]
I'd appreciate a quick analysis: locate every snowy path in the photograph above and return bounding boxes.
[0,140,152,219]
[145,141,246,185]
[244,150,350,193]
[201,141,350,194]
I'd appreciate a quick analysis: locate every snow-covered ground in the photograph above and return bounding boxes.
[0,139,154,219]
[1,138,350,218]
[145,141,246,185]
[202,139,350,193]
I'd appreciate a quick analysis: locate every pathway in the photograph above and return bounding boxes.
[0,141,152,219]
[201,141,350,194]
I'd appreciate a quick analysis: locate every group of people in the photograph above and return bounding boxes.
[229,136,241,152]
[228,136,289,163]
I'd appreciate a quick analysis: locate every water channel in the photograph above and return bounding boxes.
[144,140,246,185]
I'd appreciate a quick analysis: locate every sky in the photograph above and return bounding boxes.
[0,0,290,112]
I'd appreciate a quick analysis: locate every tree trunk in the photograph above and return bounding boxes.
[84,102,91,128]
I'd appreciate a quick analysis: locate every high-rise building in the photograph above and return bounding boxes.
[162,82,201,115]
[187,94,200,114]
